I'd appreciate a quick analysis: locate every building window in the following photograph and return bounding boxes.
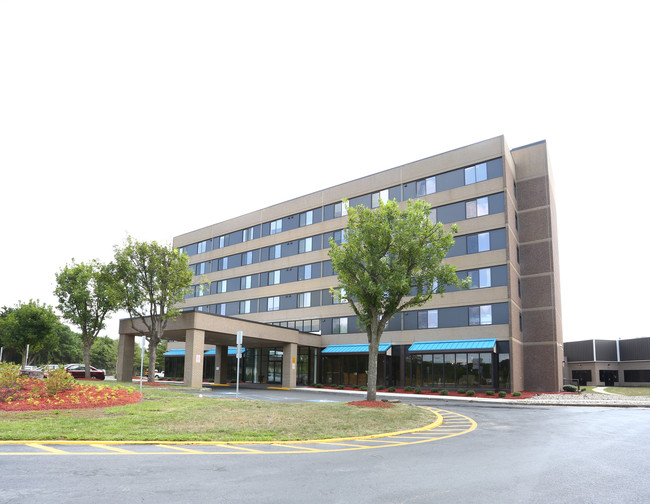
[416,176,436,197]
[300,210,313,227]
[298,292,311,308]
[221,257,229,270]
[217,304,226,316]
[243,251,253,265]
[334,201,348,218]
[371,189,389,208]
[270,244,281,259]
[333,288,348,304]
[195,284,208,297]
[267,296,280,311]
[240,300,251,314]
[418,309,438,329]
[269,270,280,285]
[466,196,489,219]
[243,227,255,242]
[333,317,348,334]
[299,264,312,281]
[217,280,227,294]
[429,208,437,223]
[465,163,487,185]
[469,268,492,289]
[299,237,313,254]
[241,275,252,290]
[197,240,210,254]
[478,232,490,252]
[469,305,492,326]
[270,219,282,235]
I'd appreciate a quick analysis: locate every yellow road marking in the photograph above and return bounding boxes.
[1,408,476,456]
[25,443,69,454]
[89,444,136,454]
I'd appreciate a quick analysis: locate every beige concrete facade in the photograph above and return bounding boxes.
[126,136,563,391]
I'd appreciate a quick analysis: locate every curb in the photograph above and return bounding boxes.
[290,387,650,408]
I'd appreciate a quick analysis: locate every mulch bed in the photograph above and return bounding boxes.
[0,380,143,412]
[348,400,395,408]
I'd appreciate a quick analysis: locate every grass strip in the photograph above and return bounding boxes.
[0,384,433,442]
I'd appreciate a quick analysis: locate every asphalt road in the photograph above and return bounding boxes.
[2,389,649,504]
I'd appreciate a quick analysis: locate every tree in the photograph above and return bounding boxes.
[33,323,82,365]
[90,336,118,376]
[55,260,120,378]
[0,300,60,367]
[329,199,468,401]
[113,236,192,382]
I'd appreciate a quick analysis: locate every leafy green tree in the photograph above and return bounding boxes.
[34,323,83,365]
[113,236,192,382]
[0,300,60,368]
[55,260,120,378]
[90,336,118,375]
[329,199,468,401]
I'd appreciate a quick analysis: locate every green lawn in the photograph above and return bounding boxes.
[603,386,650,397]
[0,384,434,442]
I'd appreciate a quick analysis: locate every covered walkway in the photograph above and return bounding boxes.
[116,311,321,388]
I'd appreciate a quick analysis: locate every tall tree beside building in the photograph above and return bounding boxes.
[0,300,60,368]
[329,199,467,401]
[55,260,120,378]
[113,236,192,382]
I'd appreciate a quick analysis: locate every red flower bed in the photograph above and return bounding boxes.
[0,379,143,412]
[348,400,395,408]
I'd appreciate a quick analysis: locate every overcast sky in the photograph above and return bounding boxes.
[1,1,648,343]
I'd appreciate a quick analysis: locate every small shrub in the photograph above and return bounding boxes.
[440,389,449,395]
[430,388,439,393]
[388,387,395,392]
[0,363,23,401]
[414,388,422,394]
[352,385,359,389]
[466,390,475,396]
[377,386,385,390]
[486,390,495,396]
[337,385,344,390]
[404,386,413,392]
[360,386,367,391]
[498,391,507,398]
[563,384,578,392]
[457,389,466,394]
[512,391,522,397]
[314,383,323,388]
[44,367,76,395]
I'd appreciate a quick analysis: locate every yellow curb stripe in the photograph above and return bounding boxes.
[89,444,136,454]
[25,443,69,454]
[159,445,206,454]
[267,387,290,390]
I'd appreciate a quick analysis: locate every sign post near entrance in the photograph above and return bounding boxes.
[236,331,243,399]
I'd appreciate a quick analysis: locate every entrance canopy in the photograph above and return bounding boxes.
[117,311,321,388]
[408,339,496,353]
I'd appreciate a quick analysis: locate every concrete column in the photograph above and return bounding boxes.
[282,342,297,388]
[184,329,205,388]
[213,345,229,384]
[116,334,135,382]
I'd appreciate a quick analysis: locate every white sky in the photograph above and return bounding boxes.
[1,1,648,343]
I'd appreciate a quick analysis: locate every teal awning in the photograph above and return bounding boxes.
[322,343,392,355]
[408,339,496,353]
[164,347,244,357]
[163,349,185,357]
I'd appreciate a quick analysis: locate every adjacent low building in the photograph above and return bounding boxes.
[129,135,563,391]
[565,338,650,386]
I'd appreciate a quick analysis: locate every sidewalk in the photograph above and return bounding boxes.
[293,386,650,408]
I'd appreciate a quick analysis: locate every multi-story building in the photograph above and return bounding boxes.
[149,136,562,392]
